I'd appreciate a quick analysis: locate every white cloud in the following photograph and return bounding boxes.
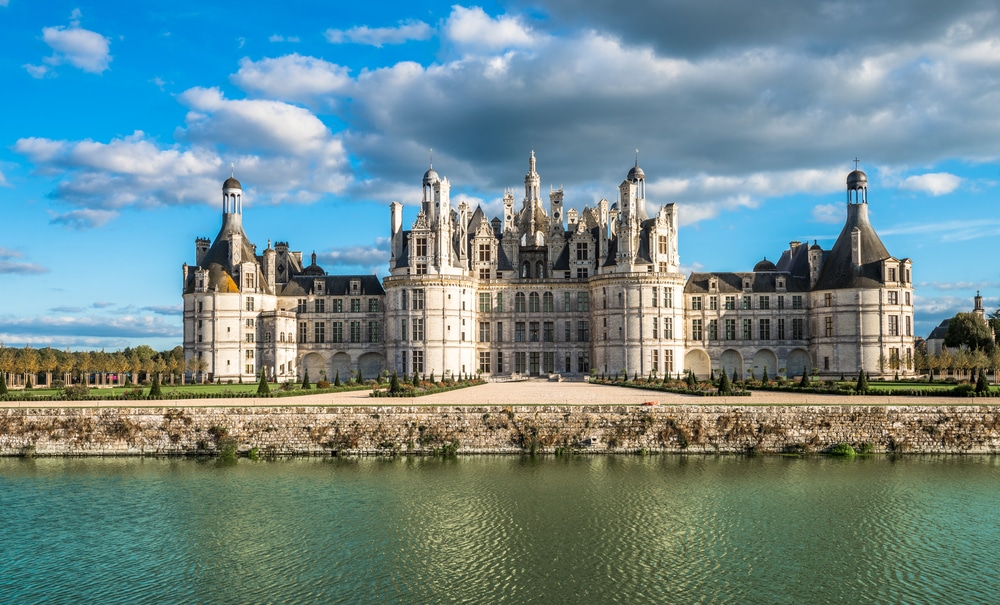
[443,6,535,52]
[48,208,119,229]
[811,203,841,224]
[317,237,391,273]
[232,55,351,104]
[24,64,50,78]
[325,20,432,47]
[899,172,963,195]
[268,34,301,43]
[39,19,112,74]
[0,248,48,274]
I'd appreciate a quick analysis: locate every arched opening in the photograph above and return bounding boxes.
[720,349,743,379]
[331,352,352,382]
[536,261,545,278]
[786,349,811,379]
[752,349,778,380]
[301,353,325,381]
[358,352,385,379]
[684,349,711,380]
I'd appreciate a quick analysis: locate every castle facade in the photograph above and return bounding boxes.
[182,154,914,382]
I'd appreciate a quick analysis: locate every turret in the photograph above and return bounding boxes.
[195,237,210,265]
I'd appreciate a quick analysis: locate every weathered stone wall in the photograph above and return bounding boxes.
[2,405,1000,456]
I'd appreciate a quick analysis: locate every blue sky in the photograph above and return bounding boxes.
[2,0,1000,350]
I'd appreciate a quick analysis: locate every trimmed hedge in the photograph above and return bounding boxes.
[369,379,486,398]
[0,382,373,403]
[589,377,752,397]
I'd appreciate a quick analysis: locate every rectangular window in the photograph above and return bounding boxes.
[792,295,804,310]
[888,291,899,305]
[565,320,572,342]
[577,351,590,373]
[479,351,491,373]
[652,349,659,373]
[530,322,540,342]
[905,292,911,306]
[658,235,668,255]
[709,296,718,310]
[725,318,736,340]
[792,318,804,339]
[246,318,254,328]
[652,287,658,307]
[413,318,424,341]
[543,352,554,374]
[332,299,343,313]
[563,292,571,312]
[664,288,673,308]
[576,267,589,279]
[495,292,503,313]
[543,321,554,342]
[496,351,504,373]
[691,319,703,340]
[315,299,325,313]
[725,296,735,310]
[577,320,590,342]
[479,321,491,342]
[515,294,527,312]
[664,317,673,339]
[889,267,897,282]
[577,292,590,312]
[777,318,786,340]
[413,289,424,310]
[246,297,254,312]
[708,319,718,340]
[652,319,659,339]
[888,315,900,336]
[515,322,526,342]
[401,290,408,309]
[825,316,834,337]
[905,315,911,336]
[576,242,588,260]
[332,321,343,343]
[350,321,361,343]
[529,352,540,375]
[665,350,674,375]
[742,296,751,310]
[368,321,380,343]
[691,296,702,310]
[824,293,833,307]
[350,298,361,313]
[515,352,527,374]
[496,321,504,342]
[479,292,491,313]
[743,318,752,339]
[415,237,427,257]
[412,350,424,374]
[759,318,771,340]
[368,299,380,313]
[245,333,255,343]
[824,356,830,371]
[298,321,308,343]
[478,243,491,263]
[479,267,491,280]
[777,295,785,310]
[314,322,325,344]
[759,296,769,310]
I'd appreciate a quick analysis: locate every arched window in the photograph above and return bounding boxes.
[542,292,554,312]
[265,331,272,343]
[529,292,540,312]
[280,333,285,342]
[515,292,526,312]
[521,262,530,278]
[536,261,545,279]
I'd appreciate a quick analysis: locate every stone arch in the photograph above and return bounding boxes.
[535,261,545,278]
[752,349,778,380]
[331,352,352,382]
[358,352,385,379]
[301,353,325,380]
[786,349,811,378]
[684,349,711,380]
[720,349,743,378]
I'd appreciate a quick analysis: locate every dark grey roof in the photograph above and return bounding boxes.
[775,244,811,279]
[279,275,385,297]
[223,176,242,190]
[684,271,809,294]
[928,319,950,341]
[551,244,570,271]
[813,202,891,290]
[396,229,411,268]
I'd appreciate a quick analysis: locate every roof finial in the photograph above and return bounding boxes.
[635,148,639,167]
[231,162,235,178]
[429,148,433,169]
[853,157,860,171]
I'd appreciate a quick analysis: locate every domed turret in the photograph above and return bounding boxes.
[627,163,645,182]
[847,169,867,190]
[422,167,440,187]
[223,176,242,190]
[753,258,776,272]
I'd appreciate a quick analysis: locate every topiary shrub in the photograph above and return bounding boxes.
[302,369,311,390]
[256,370,270,395]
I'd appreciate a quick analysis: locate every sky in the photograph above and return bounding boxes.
[2,0,1000,351]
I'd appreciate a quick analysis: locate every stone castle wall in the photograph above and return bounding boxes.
[3,405,1000,456]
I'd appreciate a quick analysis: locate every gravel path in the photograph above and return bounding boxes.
[0,379,983,408]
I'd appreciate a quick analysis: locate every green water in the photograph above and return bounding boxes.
[2,455,999,604]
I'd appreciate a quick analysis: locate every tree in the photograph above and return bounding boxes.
[856,369,870,394]
[799,366,810,388]
[945,312,995,352]
[761,367,769,384]
[334,371,341,386]
[302,369,311,390]
[390,371,401,394]
[357,368,364,384]
[717,369,733,395]
[39,347,57,387]
[976,370,990,394]
[256,370,270,395]
[149,373,163,398]
[0,370,7,396]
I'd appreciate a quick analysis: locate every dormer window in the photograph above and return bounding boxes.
[709,277,718,292]
[315,279,325,295]
[350,279,361,294]
[744,279,752,290]
[776,278,785,290]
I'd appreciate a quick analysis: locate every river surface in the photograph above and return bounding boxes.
[2,455,999,604]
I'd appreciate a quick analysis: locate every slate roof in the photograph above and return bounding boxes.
[278,274,385,297]
[684,271,810,294]
[813,203,891,291]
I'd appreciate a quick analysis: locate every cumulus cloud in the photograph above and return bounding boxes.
[443,6,536,52]
[232,55,351,104]
[325,19,432,47]
[899,172,963,195]
[811,203,842,224]
[0,248,48,274]
[29,11,112,75]
[0,312,181,348]
[269,34,301,43]
[317,237,391,274]
[48,208,119,229]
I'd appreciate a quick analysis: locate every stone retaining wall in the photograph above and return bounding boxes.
[2,404,1000,456]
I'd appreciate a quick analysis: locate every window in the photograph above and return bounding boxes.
[332,299,343,313]
[888,315,899,336]
[759,318,771,340]
[577,351,590,373]
[577,292,590,311]
[653,319,659,339]
[496,352,504,373]
[543,321,554,342]
[792,318,804,339]
[479,351,491,373]
[664,288,673,308]
[530,322,540,342]
[368,321,380,343]
[245,349,254,359]
[658,236,668,255]
[401,290,408,309]
[777,295,785,310]
[515,352,527,374]
[824,293,833,307]
[369,299,380,312]
[665,350,674,375]
[413,318,424,341]
[415,237,427,257]
[413,289,424,310]
[652,287,658,307]
[691,319,703,340]
[905,316,912,336]
[314,322,325,343]
[412,350,424,374]
[479,321,491,342]
[496,322,504,342]
[515,322,526,342]
[565,321,572,341]
[478,243,491,263]
[543,352,554,374]
[246,364,254,374]
[399,319,407,342]
[530,352,540,375]
[529,292,540,312]
[245,272,255,290]
[888,291,899,305]
[576,242,589,260]
[664,317,673,339]
[479,267,491,280]
[725,319,737,340]
[265,331,271,343]
[246,318,254,328]
[742,296,751,310]
[777,318,786,340]
[825,316,834,337]
[725,296,736,310]
[709,296,718,310]
[245,333,255,343]
[298,321,308,343]
[351,299,361,313]
[691,296,703,310]
[708,319,718,340]
[652,350,659,373]
[563,292,571,312]
[515,292,527,312]
[576,267,589,279]
[479,292,491,313]
[332,321,343,343]
[246,297,254,312]
[542,292,554,312]
[889,267,897,282]
[905,292,911,306]
[743,319,752,340]
[495,293,503,313]
[350,321,361,343]
[197,301,203,313]
[758,296,769,310]
[824,357,830,371]
[792,295,804,310]
[577,320,590,342]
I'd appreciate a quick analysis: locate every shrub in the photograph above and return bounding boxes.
[63,384,90,399]
[334,371,341,387]
[317,380,331,389]
[256,370,270,395]
[826,442,857,457]
[149,374,163,398]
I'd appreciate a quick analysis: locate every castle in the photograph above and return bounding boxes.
[182,153,915,382]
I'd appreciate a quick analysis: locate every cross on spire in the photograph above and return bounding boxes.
[230,162,235,177]
[635,148,639,166]
[853,157,860,170]
[429,148,433,169]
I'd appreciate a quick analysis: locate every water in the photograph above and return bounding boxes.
[2,455,999,604]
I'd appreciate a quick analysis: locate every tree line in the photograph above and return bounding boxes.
[0,344,190,388]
